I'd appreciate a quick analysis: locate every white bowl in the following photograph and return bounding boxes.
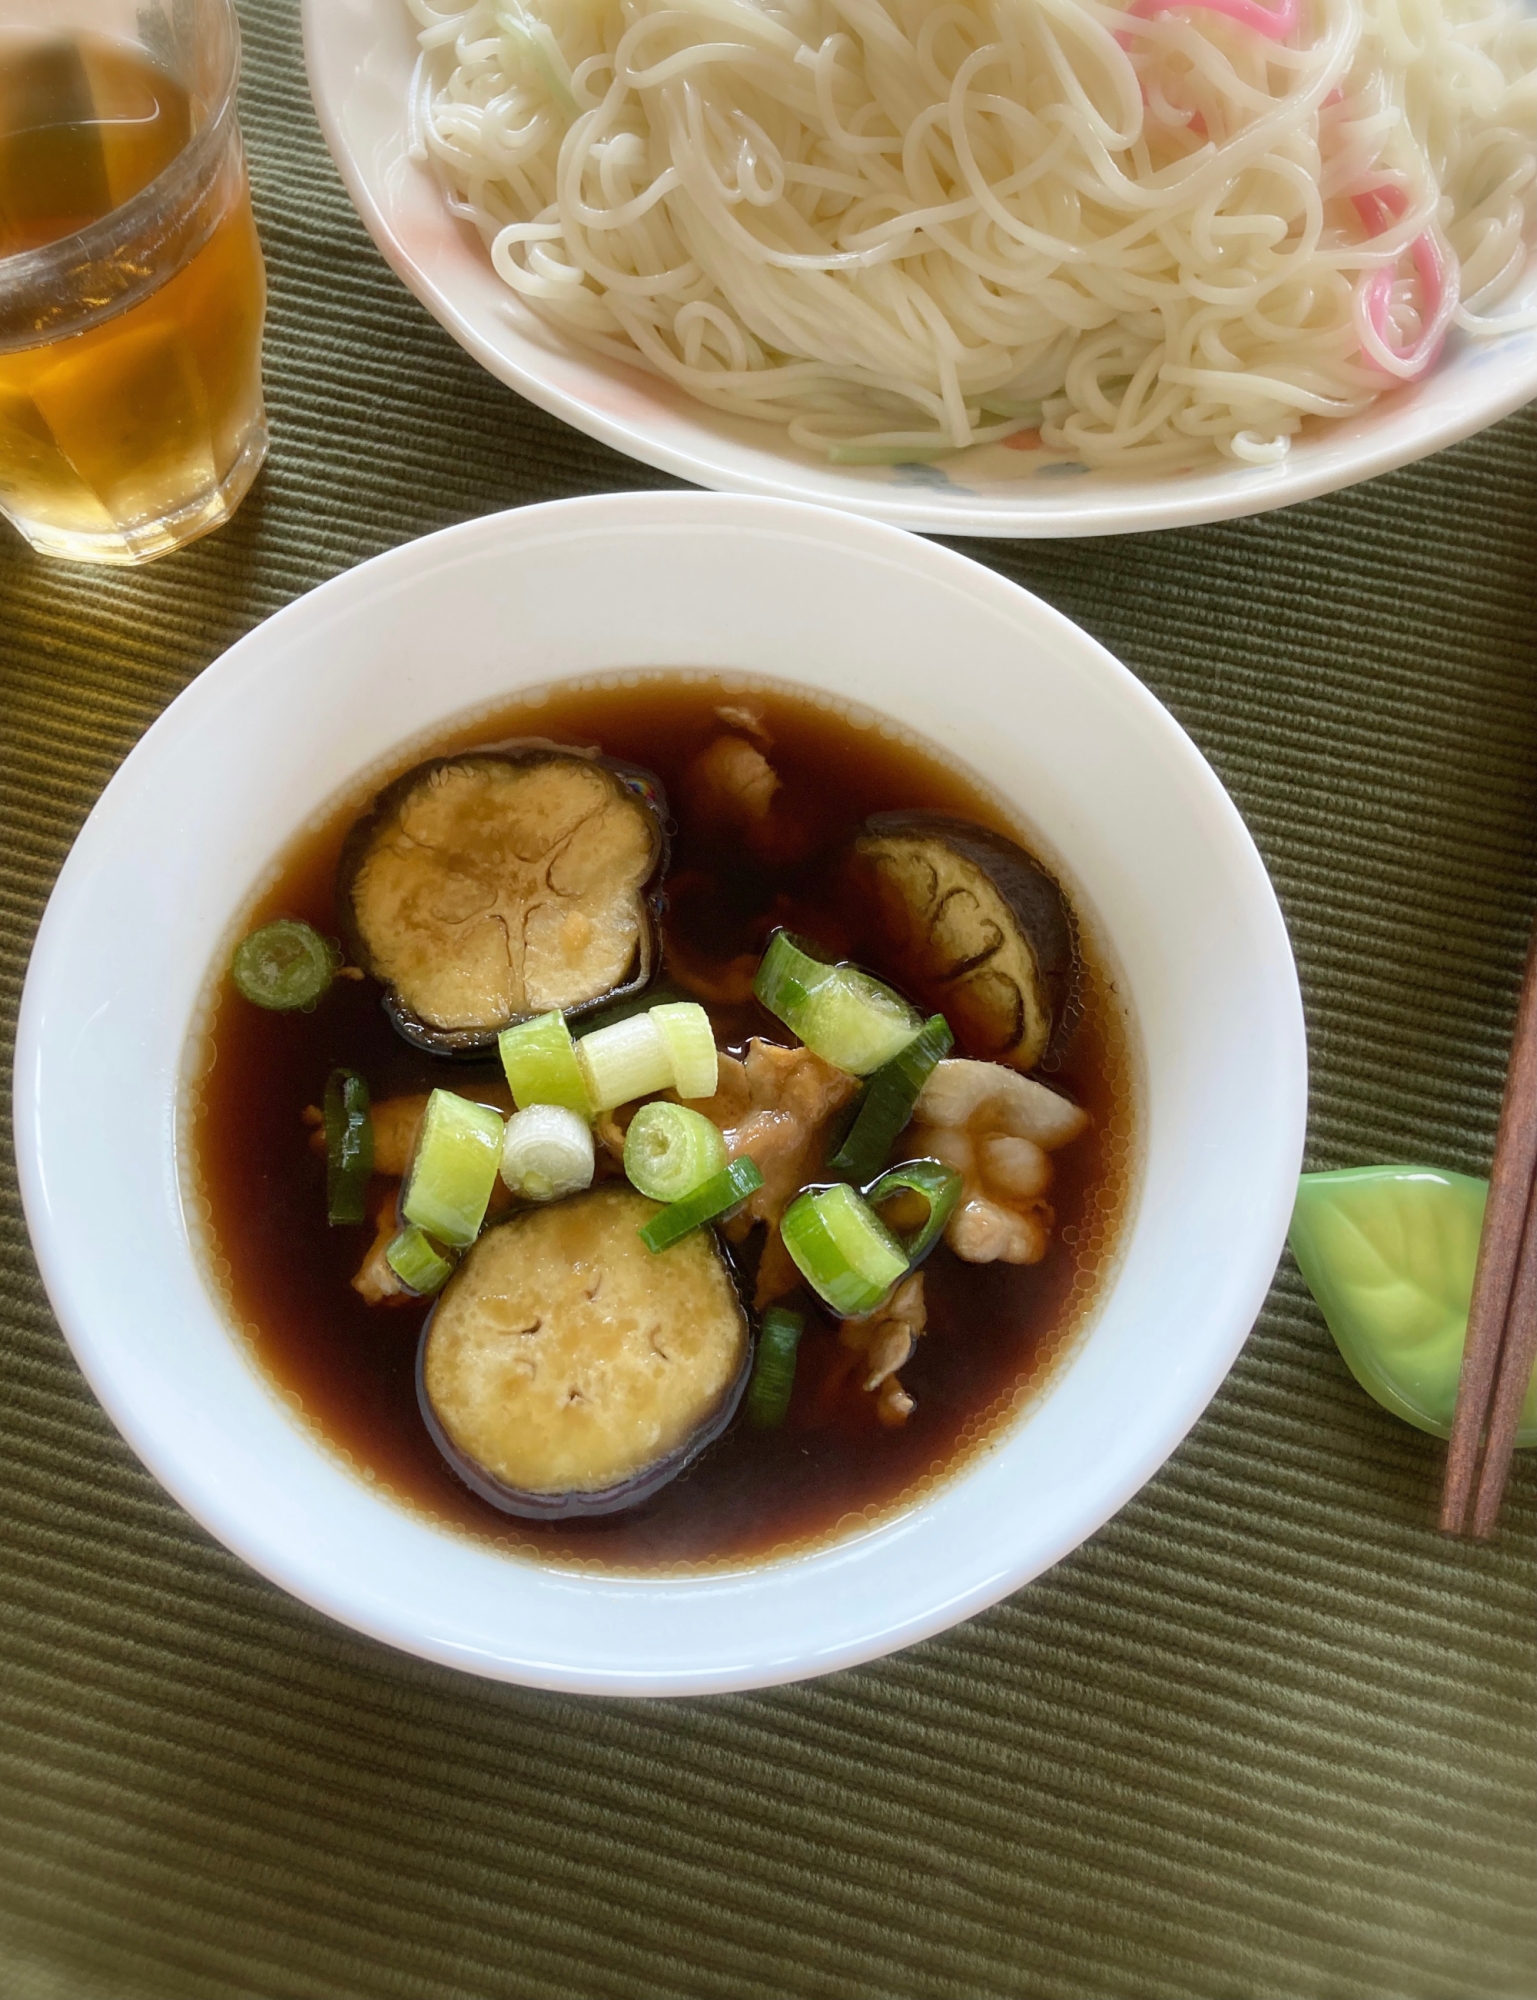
[303,0,1537,539]
[15,493,1305,1693]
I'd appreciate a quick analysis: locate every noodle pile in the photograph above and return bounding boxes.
[406,0,1537,467]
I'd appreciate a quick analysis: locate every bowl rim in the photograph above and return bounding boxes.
[14,492,1309,1693]
[302,0,1537,539]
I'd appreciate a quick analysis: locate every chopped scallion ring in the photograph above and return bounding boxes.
[799,970,924,1076]
[651,1001,719,1100]
[323,1068,373,1226]
[752,930,828,1027]
[638,1156,764,1253]
[384,1225,456,1297]
[498,1011,592,1116]
[781,1181,908,1317]
[746,1307,805,1430]
[864,1157,962,1270]
[402,1090,504,1248]
[826,1014,954,1183]
[753,929,923,1075]
[624,1101,727,1203]
[576,1010,674,1113]
[500,1103,595,1202]
[231,919,336,1011]
[568,1001,725,1112]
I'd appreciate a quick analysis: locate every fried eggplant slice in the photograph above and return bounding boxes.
[849,813,1074,1071]
[418,1184,750,1519]
[339,749,667,1055]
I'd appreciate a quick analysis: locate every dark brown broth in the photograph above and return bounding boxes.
[190,675,1134,1571]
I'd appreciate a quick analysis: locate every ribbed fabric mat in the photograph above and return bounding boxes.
[1,5,1533,1995]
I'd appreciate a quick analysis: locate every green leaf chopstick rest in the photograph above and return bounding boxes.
[1289,1166,1537,1446]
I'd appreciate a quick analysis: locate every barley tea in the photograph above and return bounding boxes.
[0,27,266,563]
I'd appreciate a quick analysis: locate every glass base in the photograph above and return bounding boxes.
[6,421,269,566]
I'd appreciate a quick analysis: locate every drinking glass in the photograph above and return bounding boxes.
[0,0,267,564]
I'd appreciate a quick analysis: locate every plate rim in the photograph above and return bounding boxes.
[300,0,1537,539]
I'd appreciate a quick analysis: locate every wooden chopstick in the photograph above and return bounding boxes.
[1440,922,1537,1537]
[1470,1168,1537,1536]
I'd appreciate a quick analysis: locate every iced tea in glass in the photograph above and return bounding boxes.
[0,0,267,564]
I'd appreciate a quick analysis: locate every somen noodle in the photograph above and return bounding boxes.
[405,0,1537,467]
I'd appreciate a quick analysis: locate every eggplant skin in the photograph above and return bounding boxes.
[850,813,1075,1071]
[418,1186,751,1520]
[338,748,668,1058]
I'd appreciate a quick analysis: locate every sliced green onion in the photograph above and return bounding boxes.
[799,970,923,1076]
[827,1014,955,1183]
[864,1158,963,1270]
[384,1225,456,1297]
[624,1101,727,1203]
[323,1067,373,1226]
[566,1001,725,1111]
[500,1103,594,1202]
[639,1156,764,1254]
[781,1182,908,1317]
[576,1010,673,1113]
[746,1307,805,1430]
[754,929,922,1076]
[401,1089,504,1248]
[651,1001,719,1100]
[498,1011,591,1116]
[753,929,830,1024]
[231,919,336,1011]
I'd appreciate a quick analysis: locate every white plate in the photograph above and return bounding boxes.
[304,0,1537,538]
[16,493,1306,1693]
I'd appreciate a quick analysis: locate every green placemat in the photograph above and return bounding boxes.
[1,4,1533,1994]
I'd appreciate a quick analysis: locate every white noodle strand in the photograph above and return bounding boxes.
[409,0,1537,465]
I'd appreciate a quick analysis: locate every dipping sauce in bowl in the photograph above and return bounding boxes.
[190,674,1135,1571]
[16,493,1304,1691]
